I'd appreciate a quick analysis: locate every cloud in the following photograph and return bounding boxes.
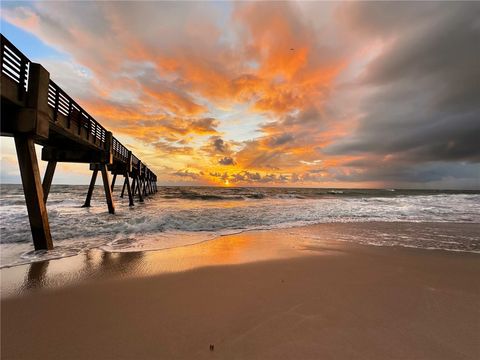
[332,160,480,188]
[201,136,238,157]
[268,133,294,147]
[218,157,236,166]
[153,141,194,156]
[172,169,201,180]
[213,137,227,153]
[323,1,480,184]
[300,160,322,166]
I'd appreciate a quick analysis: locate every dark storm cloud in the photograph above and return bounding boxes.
[327,2,480,184]
[332,161,479,188]
[362,3,480,114]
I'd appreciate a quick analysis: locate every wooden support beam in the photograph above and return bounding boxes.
[111,173,117,192]
[42,147,106,164]
[82,168,98,208]
[100,164,115,214]
[132,177,137,196]
[42,160,57,203]
[14,136,53,250]
[136,175,144,202]
[141,179,145,196]
[125,172,134,207]
[120,177,127,198]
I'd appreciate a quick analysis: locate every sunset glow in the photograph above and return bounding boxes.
[1,1,478,188]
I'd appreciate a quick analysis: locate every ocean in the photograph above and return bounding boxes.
[1,185,479,267]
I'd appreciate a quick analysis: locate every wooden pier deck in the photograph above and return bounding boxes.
[0,34,157,250]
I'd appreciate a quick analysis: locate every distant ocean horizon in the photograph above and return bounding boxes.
[1,184,479,267]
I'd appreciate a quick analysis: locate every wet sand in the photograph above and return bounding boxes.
[1,223,480,359]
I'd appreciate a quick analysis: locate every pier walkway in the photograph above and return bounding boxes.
[0,35,157,250]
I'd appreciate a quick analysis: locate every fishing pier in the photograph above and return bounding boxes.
[0,35,157,250]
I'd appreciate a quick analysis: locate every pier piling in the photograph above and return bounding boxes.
[100,164,115,214]
[83,168,98,208]
[14,136,53,250]
[125,172,134,206]
[120,179,127,198]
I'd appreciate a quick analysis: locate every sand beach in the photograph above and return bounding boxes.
[2,223,479,359]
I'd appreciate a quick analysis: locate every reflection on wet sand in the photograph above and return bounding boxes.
[4,230,307,298]
[23,261,49,290]
[11,251,146,297]
[139,229,310,273]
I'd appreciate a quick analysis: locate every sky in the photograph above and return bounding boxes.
[1,1,479,189]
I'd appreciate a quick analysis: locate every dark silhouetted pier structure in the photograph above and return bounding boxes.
[0,35,157,250]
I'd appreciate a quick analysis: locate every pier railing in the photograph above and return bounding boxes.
[47,80,108,147]
[1,35,30,100]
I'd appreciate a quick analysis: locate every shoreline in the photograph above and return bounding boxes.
[1,220,479,270]
[1,222,480,298]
